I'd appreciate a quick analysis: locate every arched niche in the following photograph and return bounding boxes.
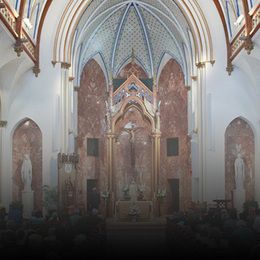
[113,104,153,201]
[158,58,191,213]
[225,117,255,208]
[77,59,107,211]
[12,118,42,211]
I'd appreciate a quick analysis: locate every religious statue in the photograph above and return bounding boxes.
[233,144,246,214]
[129,179,138,202]
[21,154,32,192]
[234,152,245,190]
[121,122,143,168]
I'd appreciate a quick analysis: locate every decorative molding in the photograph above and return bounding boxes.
[195,62,206,69]
[0,121,7,127]
[61,62,71,69]
[51,61,57,67]
[0,1,17,37]
[243,36,254,54]
[226,62,234,76]
[33,66,40,77]
[58,153,79,166]
[14,40,23,57]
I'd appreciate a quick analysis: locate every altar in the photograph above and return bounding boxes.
[115,200,153,221]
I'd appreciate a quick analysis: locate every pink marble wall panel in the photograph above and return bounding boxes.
[225,118,255,202]
[12,119,42,211]
[158,59,191,213]
[117,62,148,79]
[77,59,107,211]
[114,107,152,201]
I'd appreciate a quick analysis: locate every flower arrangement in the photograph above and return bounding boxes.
[101,190,109,200]
[156,188,166,199]
[138,184,145,200]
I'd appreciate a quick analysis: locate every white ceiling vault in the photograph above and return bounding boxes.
[77,0,190,82]
[77,0,188,81]
[53,0,214,86]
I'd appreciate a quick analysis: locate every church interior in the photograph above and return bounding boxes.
[0,0,260,258]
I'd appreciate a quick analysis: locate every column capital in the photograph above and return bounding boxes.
[151,131,161,138]
[191,76,198,81]
[61,62,71,69]
[0,121,7,128]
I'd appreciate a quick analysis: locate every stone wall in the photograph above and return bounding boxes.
[158,59,191,213]
[77,59,107,211]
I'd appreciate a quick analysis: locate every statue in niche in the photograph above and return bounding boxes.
[21,154,32,192]
[234,153,245,190]
[233,144,246,214]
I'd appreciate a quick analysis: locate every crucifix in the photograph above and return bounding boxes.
[121,122,143,178]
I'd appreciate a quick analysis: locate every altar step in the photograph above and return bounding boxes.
[104,218,170,257]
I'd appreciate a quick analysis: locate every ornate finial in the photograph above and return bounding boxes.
[226,61,234,76]
[33,66,40,77]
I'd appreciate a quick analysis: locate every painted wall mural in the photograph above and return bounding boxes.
[77,59,107,212]
[225,118,255,212]
[12,119,42,211]
[158,59,191,213]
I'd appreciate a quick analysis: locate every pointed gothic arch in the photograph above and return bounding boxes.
[12,118,43,212]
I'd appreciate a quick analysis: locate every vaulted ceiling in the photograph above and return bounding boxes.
[76,0,191,79]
